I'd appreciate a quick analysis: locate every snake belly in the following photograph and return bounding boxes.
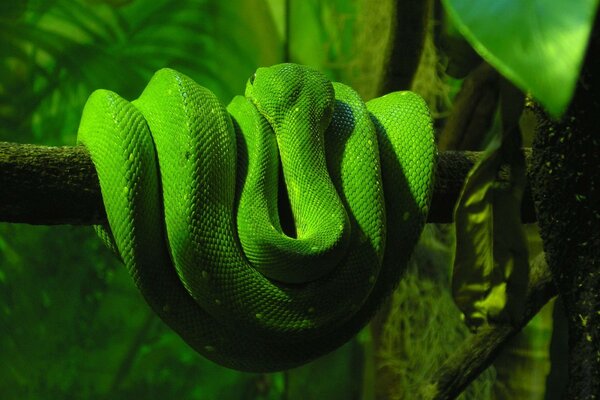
[77,64,436,372]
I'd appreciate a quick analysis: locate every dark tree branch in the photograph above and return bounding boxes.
[383,0,431,92]
[0,142,105,225]
[422,252,556,399]
[0,141,536,225]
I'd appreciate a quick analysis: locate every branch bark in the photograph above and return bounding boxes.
[0,141,536,225]
[0,142,105,225]
[422,252,557,400]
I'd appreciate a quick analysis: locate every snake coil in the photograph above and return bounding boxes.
[77,64,436,372]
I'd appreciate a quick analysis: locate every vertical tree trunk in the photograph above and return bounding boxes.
[530,11,600,399]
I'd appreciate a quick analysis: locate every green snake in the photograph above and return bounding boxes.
[77,63,436,372]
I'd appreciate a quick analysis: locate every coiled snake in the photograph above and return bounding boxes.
[77,63,436,372]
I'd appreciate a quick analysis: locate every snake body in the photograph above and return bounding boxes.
[77,64,435,372]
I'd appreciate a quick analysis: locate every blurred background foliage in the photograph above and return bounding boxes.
[0,0,563,399]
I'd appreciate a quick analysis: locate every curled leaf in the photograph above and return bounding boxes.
[452,105,529,331]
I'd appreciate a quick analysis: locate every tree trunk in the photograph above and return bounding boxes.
[529,11,600,399]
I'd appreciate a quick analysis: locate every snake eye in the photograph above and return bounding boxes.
[249,72,256,85]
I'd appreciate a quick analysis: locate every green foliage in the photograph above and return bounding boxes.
[0,0,280,145]
[442,0,599,116]
[377,226,495,399]
[288,0,356,78]
[285,0,398,100]
[285,339,367,399]
[0,223,287,399]
[0,1,286,398]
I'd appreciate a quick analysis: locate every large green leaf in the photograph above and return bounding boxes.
[442,0,599,116]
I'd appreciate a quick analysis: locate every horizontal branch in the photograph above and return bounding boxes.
[0,141,536,225]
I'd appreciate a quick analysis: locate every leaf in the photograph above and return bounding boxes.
[452,95,530,331]
[442,0,599,117]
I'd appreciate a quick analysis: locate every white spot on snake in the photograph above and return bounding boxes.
[311,246,318,251]
[294,107,299,112]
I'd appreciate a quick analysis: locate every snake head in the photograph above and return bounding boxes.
[245,63,334,134]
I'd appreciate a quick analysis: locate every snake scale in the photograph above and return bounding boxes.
[77,63,436,372]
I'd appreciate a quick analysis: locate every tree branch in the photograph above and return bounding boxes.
[422,252,557,400]
[0,142,105,225]
[0,141,536,225]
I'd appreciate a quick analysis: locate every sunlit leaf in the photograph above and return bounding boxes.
[452,120,530,331]
[442,0,599,116]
